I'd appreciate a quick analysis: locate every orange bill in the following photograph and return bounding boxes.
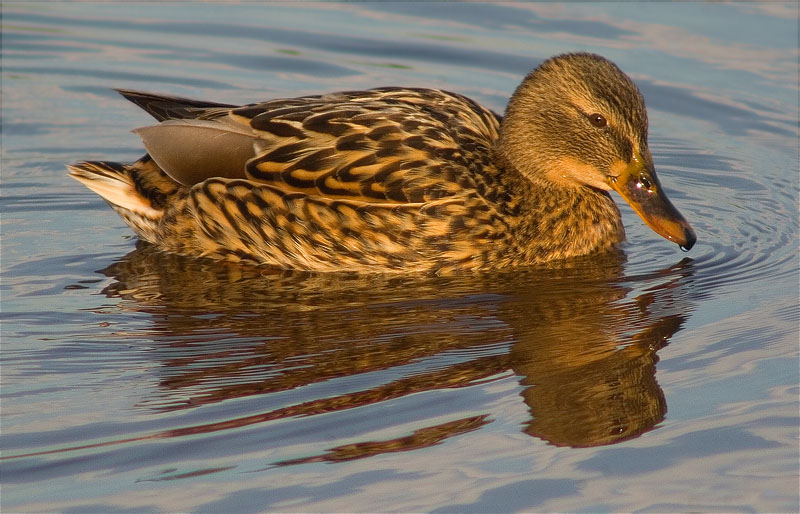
[608,151,697,251]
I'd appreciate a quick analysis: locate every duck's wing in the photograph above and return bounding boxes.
[241,88,502,204]
[127,88,502,202]
[116,89,236,121]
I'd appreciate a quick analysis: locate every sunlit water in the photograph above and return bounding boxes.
[2,3,798,512]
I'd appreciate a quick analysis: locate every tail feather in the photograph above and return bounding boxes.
[68,156,179,243]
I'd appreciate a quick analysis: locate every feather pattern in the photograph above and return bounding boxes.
[69,53,696,273]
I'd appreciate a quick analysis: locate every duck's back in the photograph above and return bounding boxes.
[242,88,503,204]
[72,88,519,272]
[125,87,502,202]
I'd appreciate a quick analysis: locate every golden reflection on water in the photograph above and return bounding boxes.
[96,243,694,457]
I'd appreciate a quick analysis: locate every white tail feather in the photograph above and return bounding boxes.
[68,164,162,219]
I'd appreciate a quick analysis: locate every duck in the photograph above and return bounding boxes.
[69,52,696,273]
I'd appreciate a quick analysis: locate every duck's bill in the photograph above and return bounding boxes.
[609,153,697,251]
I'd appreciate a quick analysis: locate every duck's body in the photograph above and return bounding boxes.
[70,53,694,272]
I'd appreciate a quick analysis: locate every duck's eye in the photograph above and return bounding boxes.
[588,113,607,128]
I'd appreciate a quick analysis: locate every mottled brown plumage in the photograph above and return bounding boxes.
[69,53,696,272]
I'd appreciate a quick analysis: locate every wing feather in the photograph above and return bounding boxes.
[127,88,501,204]
[134,119,259,185]
[236,89,500,204]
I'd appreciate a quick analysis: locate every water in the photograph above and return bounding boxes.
[2,3,798,512]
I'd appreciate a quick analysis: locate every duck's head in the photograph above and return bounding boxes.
[498,52,696,251]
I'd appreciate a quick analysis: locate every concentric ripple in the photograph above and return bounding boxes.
[625,140,798,295]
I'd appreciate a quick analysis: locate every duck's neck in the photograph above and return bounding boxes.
[490,152,626,264]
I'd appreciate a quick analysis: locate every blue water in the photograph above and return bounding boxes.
[2,3,798,512]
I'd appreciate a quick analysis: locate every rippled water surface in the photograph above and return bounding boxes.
[2,3,798,512]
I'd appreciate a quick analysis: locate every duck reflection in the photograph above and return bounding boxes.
[96,243,694,458]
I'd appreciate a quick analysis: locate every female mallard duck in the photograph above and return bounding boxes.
[69,52,695,273]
